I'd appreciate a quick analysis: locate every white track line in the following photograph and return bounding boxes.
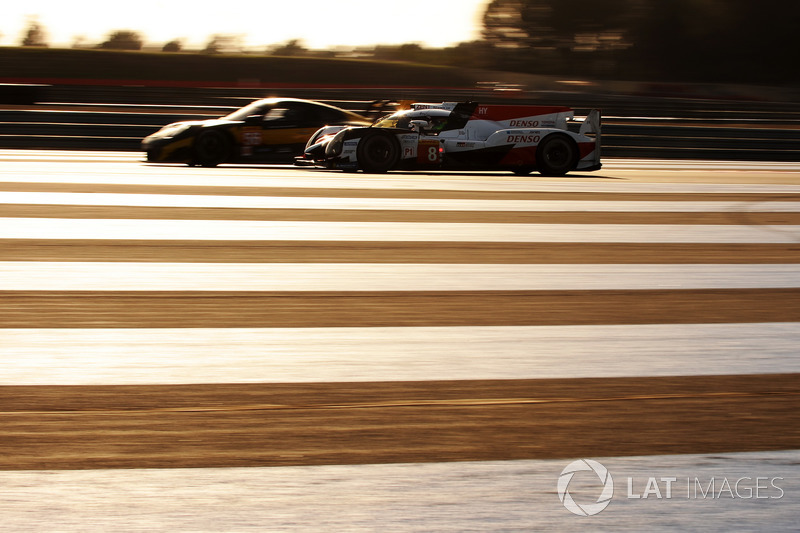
[1,161,799,193]
[3,150,799,169]
[3,191,800,212]
[1,262,798,291]
[2,323,798,385]
[0,451,796,531]
[3,171,800,193]
[2,218,799,242]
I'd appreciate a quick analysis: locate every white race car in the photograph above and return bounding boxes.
[298,102,601,176]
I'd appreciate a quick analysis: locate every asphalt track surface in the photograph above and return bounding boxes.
[1,151,799,529]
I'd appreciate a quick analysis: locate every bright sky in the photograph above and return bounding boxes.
[1,0,491,49]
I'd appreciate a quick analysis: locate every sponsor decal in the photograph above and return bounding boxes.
[509,119,539,127]
[241,127,262,146]
[413,103,456,111]
[506,134,541,144]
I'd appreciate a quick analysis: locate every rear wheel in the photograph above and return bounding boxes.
[192,130,231,167]
[536,134,577,177]
[357,131,400,173]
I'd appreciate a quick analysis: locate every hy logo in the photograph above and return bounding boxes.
[557,459,614,516]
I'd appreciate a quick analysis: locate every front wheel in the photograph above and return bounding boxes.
[536,134,577,177]
[192,130,231,167]
[356,131,400,173]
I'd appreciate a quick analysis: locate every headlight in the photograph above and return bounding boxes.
[305,127,327,150]
[326,130,347,157]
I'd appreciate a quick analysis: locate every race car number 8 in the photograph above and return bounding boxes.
[417,140,440,164]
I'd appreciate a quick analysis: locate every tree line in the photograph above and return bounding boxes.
[13,1,799,85]
[479,0,798,84]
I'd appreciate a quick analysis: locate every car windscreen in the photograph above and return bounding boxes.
[372,112,411,130]
[372,109,452,130]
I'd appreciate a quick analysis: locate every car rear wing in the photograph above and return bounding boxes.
[576,109,602,163]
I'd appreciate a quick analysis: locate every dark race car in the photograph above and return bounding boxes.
[142,97,371,167]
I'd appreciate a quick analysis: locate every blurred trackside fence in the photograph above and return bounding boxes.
[1,83,799,162]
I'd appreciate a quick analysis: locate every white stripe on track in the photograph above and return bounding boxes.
[0,451,797,531]
[1,159,799,194]
[2,218,799,242]
[4,191,800,212]
[3,150,799,170]
[3,172,800,194]
[1,262,798,291]
[2,323,798,385]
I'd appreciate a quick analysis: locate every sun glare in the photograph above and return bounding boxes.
[3,0,489,49]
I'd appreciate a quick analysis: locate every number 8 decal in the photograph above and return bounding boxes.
[417,139,440,164]
[428,146,438,162]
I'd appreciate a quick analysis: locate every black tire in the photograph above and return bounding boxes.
[536,134,578,177]
[356,131,400,173]
[192,130,231,167]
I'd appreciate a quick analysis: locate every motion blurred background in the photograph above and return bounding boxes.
[2,0,798,160]
[2,0,798,95]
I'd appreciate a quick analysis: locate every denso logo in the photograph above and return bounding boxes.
[507,134,541,144]
[509,120,539,127]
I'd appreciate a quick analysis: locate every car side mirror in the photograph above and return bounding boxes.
[244,114,263,125]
